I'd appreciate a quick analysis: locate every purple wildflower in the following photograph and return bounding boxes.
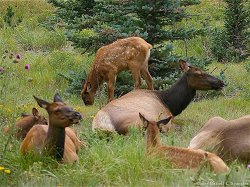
[16,54,21,60]
[0,67,4,74]
[247,164,250,169]
[25,64,30,70]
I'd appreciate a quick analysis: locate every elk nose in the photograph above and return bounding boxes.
[74,112,83,120]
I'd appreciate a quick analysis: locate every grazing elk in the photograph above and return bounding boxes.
[20,94,82,164]
[81,37,153,105]
[92,59,225,135]
[189,115,250,163]
[139,113,229,173]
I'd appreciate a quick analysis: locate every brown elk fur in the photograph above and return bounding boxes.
[15,108,48,139]
[189,115,250,163]
[139,113,229,173]
[81,37,153,105]
[92,60,225,135]
[20,94,82,164]
[3,108,48,139]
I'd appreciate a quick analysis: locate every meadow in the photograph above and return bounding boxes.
[0,0,250,186]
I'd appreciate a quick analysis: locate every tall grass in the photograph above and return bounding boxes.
[1,0,250,186]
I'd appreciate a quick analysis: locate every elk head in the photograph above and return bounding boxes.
[179,59,225,90]
[139,113,172,133]
[81,79,95,106]
[34,93,82,128]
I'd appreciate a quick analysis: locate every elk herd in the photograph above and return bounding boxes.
[3,37,250,173]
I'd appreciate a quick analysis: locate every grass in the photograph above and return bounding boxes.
[0,0,250,186]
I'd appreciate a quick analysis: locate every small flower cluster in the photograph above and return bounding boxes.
[2,50,22,63]
[1,50,30,74]
[0,166,11,175]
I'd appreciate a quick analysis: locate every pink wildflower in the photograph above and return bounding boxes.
[16,54,21,60]
[0,67,4,74]
[25,64,30,70]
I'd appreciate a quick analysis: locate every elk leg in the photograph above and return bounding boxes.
[107,73,117,102]
[141,68,153,90]
[130,67,141,89]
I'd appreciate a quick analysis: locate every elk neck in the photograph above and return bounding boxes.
[45,122,66,161]
[146,126,161,153]
[156,74,196,116]
[88,68,102,93]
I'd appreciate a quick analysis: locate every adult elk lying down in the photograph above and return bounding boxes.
[15,108,48,139]
[139,113,229,173]
[81,37,153,105]
[92,59,225,135]
[20,94,82,164]
[3,108,48,139]
[189,115,250,163]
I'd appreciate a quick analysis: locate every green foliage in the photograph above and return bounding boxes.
[245,61,250,72]
[4,6,14,26]
[47,0,212,94]
[3,6,23,28]
[1,1,250,186]
[58,69,87,95]
[210,0,249,62]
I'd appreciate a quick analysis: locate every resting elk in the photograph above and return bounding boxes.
[20,93,82,164]
[81,37,153,105]
[92,59,225,135]
[15,108,48,139]
[3,108,48,139]
[139,113,229,173]
[189,115,250,163]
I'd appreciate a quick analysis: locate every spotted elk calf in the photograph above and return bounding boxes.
[81,37,153,105]
[139,113,229,173]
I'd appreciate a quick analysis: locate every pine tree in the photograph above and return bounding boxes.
[211,0,249,62]
[224,0,249,60]
[49,0,208,95]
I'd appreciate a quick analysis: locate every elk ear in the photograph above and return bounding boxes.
[179,59,190,72]
[82,80,91,93]
[54,93,63,103]
[157,116,172,129]
[139,113,149,129]
[33,96,49,109]
[32,108,39,117]
[82,79,87,92]
[86,82,92,91]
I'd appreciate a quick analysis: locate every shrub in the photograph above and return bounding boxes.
[210,0,249,62]
[58,69,87,95]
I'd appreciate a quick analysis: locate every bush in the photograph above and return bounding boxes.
[210,0,249,63]
[58,69,87,95]
[244,61,250,72]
